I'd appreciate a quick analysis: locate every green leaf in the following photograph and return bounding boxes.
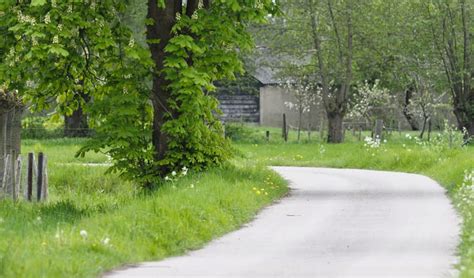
[30,0,47,7]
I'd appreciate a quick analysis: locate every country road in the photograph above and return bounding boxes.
[108,167,460,278]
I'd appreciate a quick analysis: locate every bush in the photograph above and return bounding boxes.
[21,116,64,139]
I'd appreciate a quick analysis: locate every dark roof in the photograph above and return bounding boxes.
[249,47,313,85]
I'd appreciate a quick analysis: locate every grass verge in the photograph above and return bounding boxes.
[0,139,288,277]
[232,124,473,277]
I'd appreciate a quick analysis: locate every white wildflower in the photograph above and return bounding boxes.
[128,38,135,48]
[181,166,188,176]
[171,171,177,177]
[44,13,51,24]
[101,237,110,245]
[80,230,88,239]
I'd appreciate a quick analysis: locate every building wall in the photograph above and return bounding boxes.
[217,93,259,123]
[259,85,324,129]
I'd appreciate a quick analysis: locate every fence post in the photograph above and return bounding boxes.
[41,155,48,201]
[37,152,44,201]
[10,151,16,200]
[282,114,288,142]
[27,153,34,201]
[265,130,270,142]
[2,153,10,191]
[15,156,21,196]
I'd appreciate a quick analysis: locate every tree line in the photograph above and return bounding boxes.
[254,0,473,143]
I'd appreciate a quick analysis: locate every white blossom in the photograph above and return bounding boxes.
[80,230,88,239]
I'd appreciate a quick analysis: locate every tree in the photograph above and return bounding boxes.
[349,80,394,128]
[1,0,278,186]
[281,75,321,141]
[426,0,474,139]
[254,0,361,143]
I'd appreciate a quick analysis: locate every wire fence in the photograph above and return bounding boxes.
[21,128,95,140]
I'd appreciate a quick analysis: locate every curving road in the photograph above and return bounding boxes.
[107,167,460,278]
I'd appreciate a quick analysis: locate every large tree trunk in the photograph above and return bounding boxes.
[453,104,474,140]
[402,88,420,131]
[64,107,89,137]
[327,111,344,143]
[0,90,23,196]
[146,0,179,173]
[64,91,90,137]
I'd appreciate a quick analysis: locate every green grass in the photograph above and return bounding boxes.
[0,139,288,277]
[231,124,474,277]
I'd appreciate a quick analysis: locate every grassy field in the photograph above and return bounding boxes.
[230,124,474,277]
[0,139,288,277]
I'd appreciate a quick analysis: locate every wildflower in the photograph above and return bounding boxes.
[256,190,261,195]
[190,184,195,189]
[164,176,170,181]
[44,13,51,24]
[101,237,110,245]
[80,230,88,239]
[128,38,135,48]
[181,166,188,176]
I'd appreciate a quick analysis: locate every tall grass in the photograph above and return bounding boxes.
[0,139,288,277]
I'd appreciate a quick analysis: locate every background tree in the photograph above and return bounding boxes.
[281,74,321,141]
[426,0,474,139]
[254,0,368,143]
[349,80,394,128]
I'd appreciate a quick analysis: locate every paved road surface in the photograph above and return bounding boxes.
[107,167,460,278]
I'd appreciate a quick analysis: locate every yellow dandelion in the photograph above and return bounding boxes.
[256,191,261,195]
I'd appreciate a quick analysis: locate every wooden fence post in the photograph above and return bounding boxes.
[37,152,44,201]
[15,156,21,201]
[41,155,48,201]
[27,153,34,201]
[2,153,10,191]
[10,151,16,200]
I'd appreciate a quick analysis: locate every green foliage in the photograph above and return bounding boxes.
[1,1,279,186]
[147,0,278,178]
[21,116,63,139]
